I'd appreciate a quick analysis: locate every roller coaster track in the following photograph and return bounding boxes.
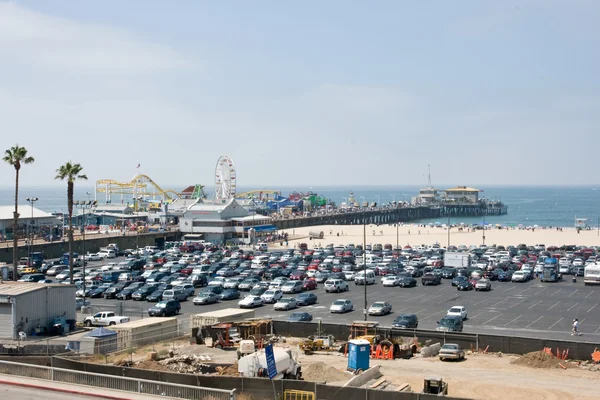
[95,174,179,201]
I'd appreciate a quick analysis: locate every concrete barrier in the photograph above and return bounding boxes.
[420,343,441,358]
[343,365,381,388]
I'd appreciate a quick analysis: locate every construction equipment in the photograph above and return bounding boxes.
[238,347,302,380]
[300,335,336,355]
[236,319,273,348]
[423,376,448,395]
[210,323,241,349]
[349,321,380,345]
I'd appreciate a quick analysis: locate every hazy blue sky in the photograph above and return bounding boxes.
[1,1,599,189]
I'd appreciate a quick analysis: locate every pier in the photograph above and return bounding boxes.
[273,203,507,230]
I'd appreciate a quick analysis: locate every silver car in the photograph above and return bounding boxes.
[274,297,297,311]
[330,299,353,313]
[368,301,392,316]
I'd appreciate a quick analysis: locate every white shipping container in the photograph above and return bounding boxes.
[444,252,471,268]
[191,308,255,328]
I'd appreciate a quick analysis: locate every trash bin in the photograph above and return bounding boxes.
[348,339,370,372]
[572,277,577,283]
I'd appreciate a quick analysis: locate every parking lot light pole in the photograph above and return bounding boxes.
[363,216,367,321]
[75,200,96,296]
[25,197,38,267]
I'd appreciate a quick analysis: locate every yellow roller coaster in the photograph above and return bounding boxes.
[236,190,282,200]
[95,174,180,204]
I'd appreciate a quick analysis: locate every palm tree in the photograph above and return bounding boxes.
[55,162,87,284]
[3,145,35,281]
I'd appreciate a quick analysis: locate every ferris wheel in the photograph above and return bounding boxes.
[215,156,236,201]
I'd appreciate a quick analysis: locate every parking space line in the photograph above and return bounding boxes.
[504,315,521,327]
[553,288,563,296]
[585,291,594,299]
[420,295,442,303]
[420,311,446,320]
[528,300,542,309]
[509,299,526,309]
[595,326,600,333]
[567,302,579,312]
[532,287,547,296]
[490,299,506,308]
[526,316,544,328]
[568,289,579,298]
[548,317,563,330]
[588,303,598,313]
[501,286,515,293]
[547,301,560,311]
[473,299,488,306]
[470,312,483,320]
[482,314,502,325]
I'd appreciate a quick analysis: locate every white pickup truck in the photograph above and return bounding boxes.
[83,311,130,327]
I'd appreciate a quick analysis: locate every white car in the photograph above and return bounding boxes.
[223,278,244,289]
[382,275,401,287]
[238,295,263,309]
[269,281,286,290]
[572,258,584,267]
[84,253,103,261]
[97,250,116,259]
[447,306,468,321]
[208,277,226,287]
[330,299,353,313]
[324,279,349,293]
[511,271,527,282]
[274,297,297,311]
[261,289,283,304]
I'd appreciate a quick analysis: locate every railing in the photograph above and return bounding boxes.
[0,360,235,400]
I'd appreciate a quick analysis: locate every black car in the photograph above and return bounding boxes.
[457,280,474,291]
[88,286,111,298]
[132,286,157,301]
[220,289,241,300]
[295,292,318,306]
[103,285,125,299]
[441,268,456,279]
[452,276,468,287]
[115,287,137,300]
[148,300,180,317]
[392,314,419,329]
[146,284,172,302]
[249,287,267,296]
[399,276,417,287]
[497,271,514,282]
[288,312,313,322]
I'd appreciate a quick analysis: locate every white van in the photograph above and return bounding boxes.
[355,270,376,285]
[98,249,116,259]
[254,243,268,251]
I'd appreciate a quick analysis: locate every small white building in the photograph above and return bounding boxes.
[180,199,277,244]
[443,186,482,203]
[0,205,60,238]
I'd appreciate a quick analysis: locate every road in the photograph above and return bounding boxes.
[83,257,600,342]
[0,384,102,400]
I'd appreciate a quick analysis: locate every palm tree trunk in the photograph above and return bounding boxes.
[12,168,19,281]
[68,181,74,284]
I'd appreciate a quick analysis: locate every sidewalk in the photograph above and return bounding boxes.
[0,374,173,400]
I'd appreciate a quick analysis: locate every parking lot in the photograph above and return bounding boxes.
[82,257,600,342]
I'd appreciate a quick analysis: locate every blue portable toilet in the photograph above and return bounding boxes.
[348,339,370,372]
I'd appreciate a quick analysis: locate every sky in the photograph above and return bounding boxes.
[1,0,599,190]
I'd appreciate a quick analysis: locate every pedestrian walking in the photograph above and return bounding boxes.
[572,319,580,336]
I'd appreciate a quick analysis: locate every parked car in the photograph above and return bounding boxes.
[148,300,180,317]
[132,286,156,301]
[439,343,466,361]
[399,276,417,287]
[324,279,349,293]
[193,291,220,305]
[295,292,318,306]
[368,301,392,316]
[238,295,264,308]
[219,289,241,301]
[456,279,474,291]
[302,279,317,290]
[391,314,419,329]
[382,275,401,287]
[436,315,463,332]
[330,299,353,313]
[162,288,189,302]
[475,278,492,291]
[447,306,468,321]
[288,312,313,322]
[281,281,304,294]
[274,297,297,311]
[261,289,283,304]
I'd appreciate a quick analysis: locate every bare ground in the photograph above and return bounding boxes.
[297,351,600,400]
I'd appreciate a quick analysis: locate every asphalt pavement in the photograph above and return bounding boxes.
[83,257,600,342]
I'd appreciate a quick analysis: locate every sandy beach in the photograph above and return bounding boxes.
[280,224,600,248]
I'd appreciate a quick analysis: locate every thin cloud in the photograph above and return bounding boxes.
[0,2,193,70]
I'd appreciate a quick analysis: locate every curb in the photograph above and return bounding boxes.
[0,379,133,400]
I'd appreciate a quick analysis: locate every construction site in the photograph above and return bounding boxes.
[63,309,600,400]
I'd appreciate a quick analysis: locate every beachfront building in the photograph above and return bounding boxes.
[179,199,276,244]
[443,186,481,203]
[0,205,61,240]
[413,186,441,205]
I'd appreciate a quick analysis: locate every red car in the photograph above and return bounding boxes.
[180,266,194,275]
[302,279,317,290]
[290,271,308,280]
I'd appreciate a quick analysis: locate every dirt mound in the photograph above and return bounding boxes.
[216,362,239,376]
[511,351,571,369]
[302,361,349,382]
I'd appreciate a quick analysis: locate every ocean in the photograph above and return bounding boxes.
[0,185,599,228]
